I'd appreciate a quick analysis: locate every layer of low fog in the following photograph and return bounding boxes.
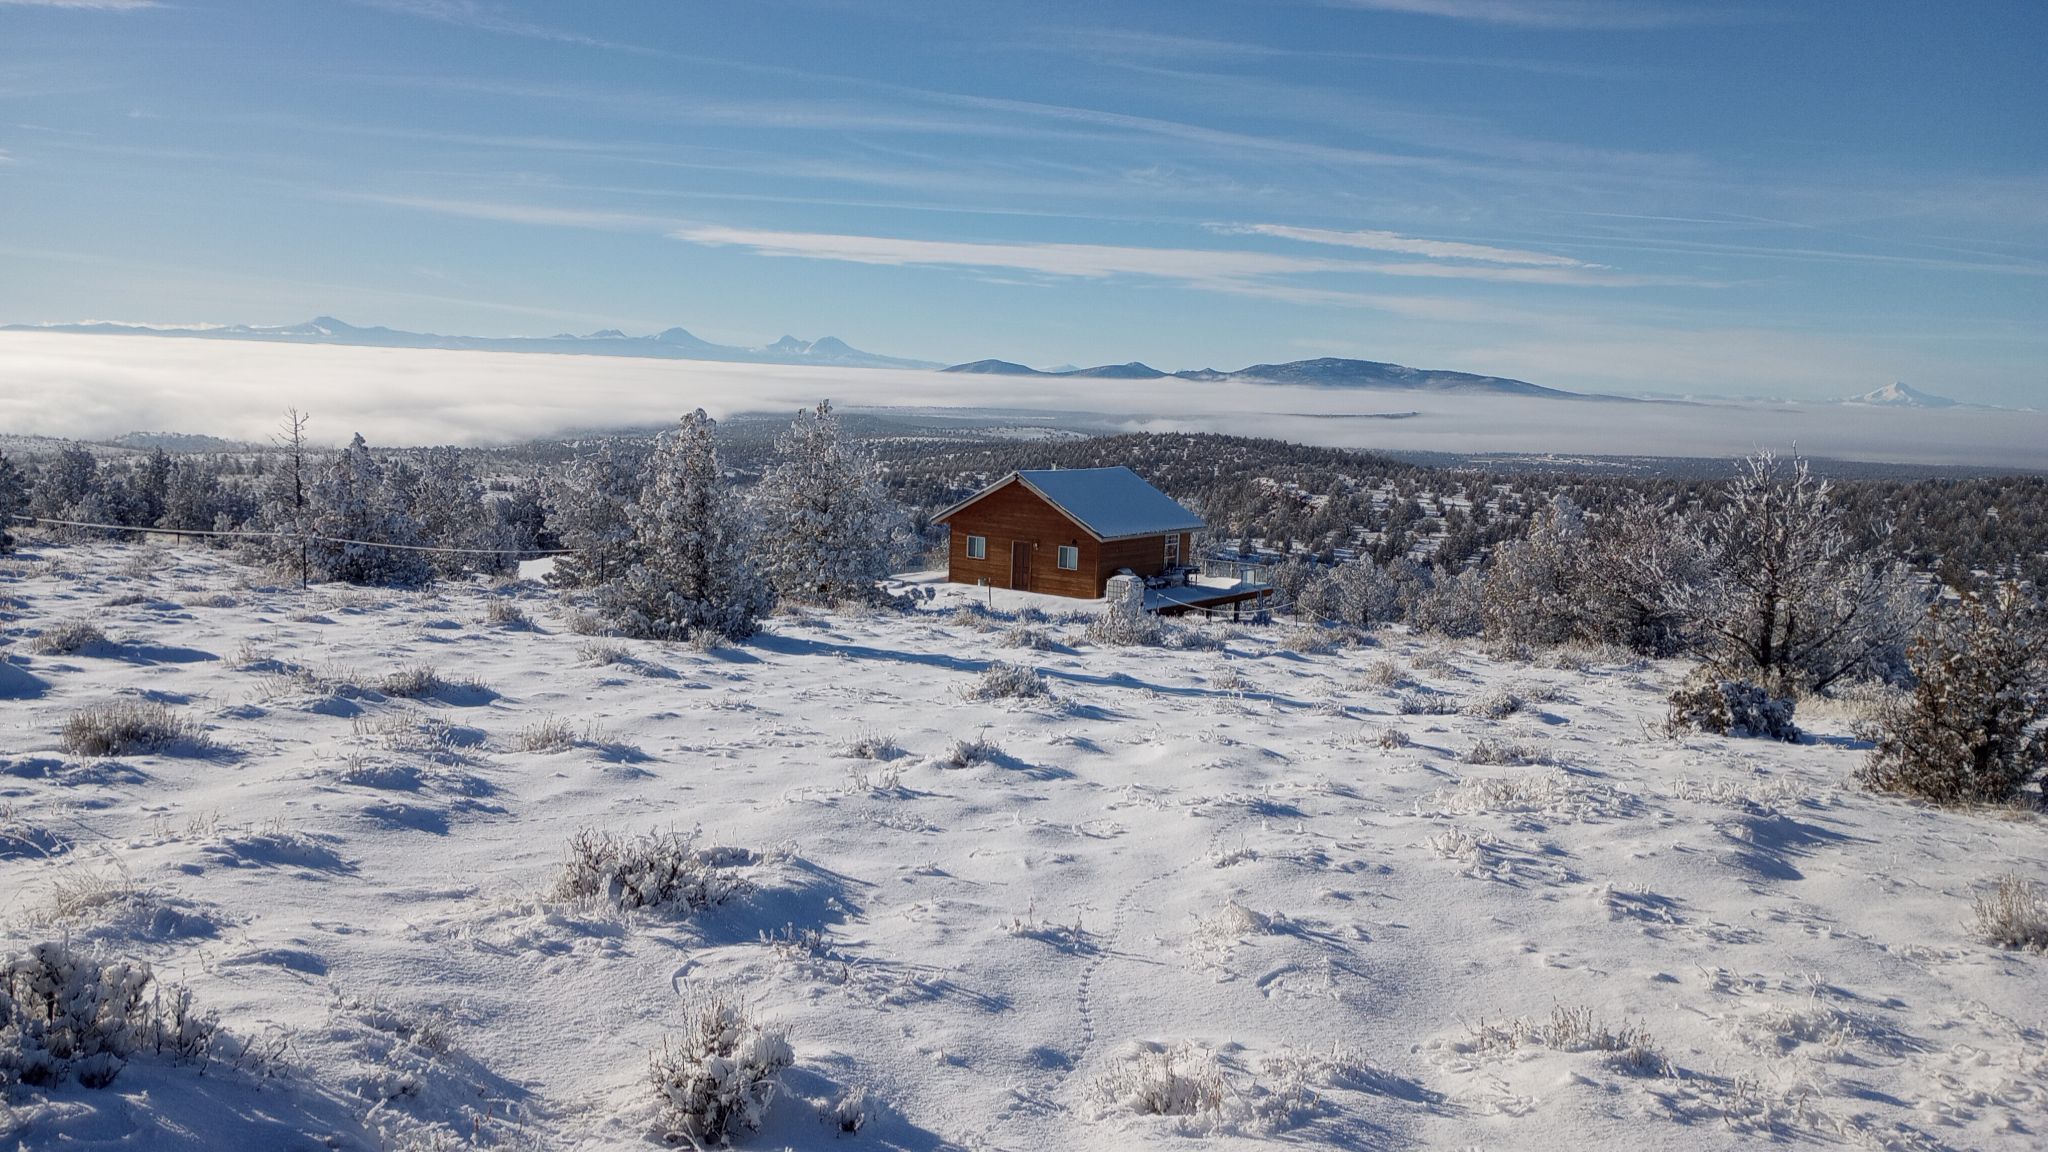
[5,332,2044,468]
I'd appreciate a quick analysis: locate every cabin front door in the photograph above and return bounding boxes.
[1011,541,1032,591]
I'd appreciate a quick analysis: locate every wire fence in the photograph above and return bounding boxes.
[5,514,575,558]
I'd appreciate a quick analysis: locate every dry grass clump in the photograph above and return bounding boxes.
[1370,725,1412,750]
[838,730,903,761]
[1463,686,1524,720]
[577,640,634,666]
[1973,874,2048,951]
[378,663,442,698]
[485,601,532,630]
[1095,1042,1226,1118]
[60,701,204,757]
[999,623,1056,650]
[30,619,108,655]
[183,592,237,609]
[547,829,753,913]
[962,661,1048,702]
[940,735,1001,769]
[1459,1004,1668,1076]
[516,715,577,753]
[1462,737,1548,766]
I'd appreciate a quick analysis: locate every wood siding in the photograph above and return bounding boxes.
[942,480,1196,599]
[941,479,1101,599]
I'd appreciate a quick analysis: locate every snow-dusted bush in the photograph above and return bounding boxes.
[1396,690,1456,716]
[0,941,210,1089]
[1279,623,1340,654]
[1458,1004,1667,1076]
[1665,669,1799,742]
[30,619,108,655]
[1405,565,1485,638]
[647,995,793,1145]
[1000,622,1055,650]
[940,735,1000,769]
[1973,874,2048,951]
[602,410,769,643]
[752,400,903,605]
[1860,583,2048,806]
[1086,574,1160,647]
[1371,724,1411,750]
[963,661,1047,702]
[1094,1042,1225,1118]
[1351,658,1409,690]
[0,450,26,553]
[60,701,204,757]
[485,601,531,630]
[548,829,751,914]
[577,640,633,666]
[1463,686,1524,720]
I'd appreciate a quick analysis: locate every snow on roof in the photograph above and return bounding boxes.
[933,466,1202,541]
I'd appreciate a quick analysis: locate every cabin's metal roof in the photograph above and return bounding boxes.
[937,466,1204,541]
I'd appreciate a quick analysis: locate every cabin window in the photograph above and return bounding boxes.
[1057,545,1079,570]
[1165,535,1181,567]
[965,535,987,560]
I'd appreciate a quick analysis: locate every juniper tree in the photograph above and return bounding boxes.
[603,410,768,641]
[544,439,640,587]
[306,433,432,586]
[1480,496,1587,647]
[752,400,900,604]
[0,451,26,552]
[409,447,491,576]
[1678,450,1920,695]
[1861,583,2048,805]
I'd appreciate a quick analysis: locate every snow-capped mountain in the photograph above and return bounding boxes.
[0,317,945,371]
[1839,381,1959,408]
[943,355,1590,398]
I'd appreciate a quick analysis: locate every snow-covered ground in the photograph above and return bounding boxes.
[3,542,2046,1150]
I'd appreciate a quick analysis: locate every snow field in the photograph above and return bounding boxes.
[2,541,2046,1149]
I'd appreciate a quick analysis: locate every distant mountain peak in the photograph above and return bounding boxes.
[1842,381,1958,408]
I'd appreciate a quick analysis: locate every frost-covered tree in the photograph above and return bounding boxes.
[1861,583,2048,805]
[1680,450,1921,695]
[248,409,317,577]
[1481,496,1587,646]
[1579,495,1704,656]
[1406,563,1486,638]
[157,458,226,533]
[544,440,640,588]
[602,411,768,641]
[0,452,27,552]
[491,472,554,559]
[306,433,431,586]
[409,447,492,577]
[27,445,99,524]
[752,400,900,604]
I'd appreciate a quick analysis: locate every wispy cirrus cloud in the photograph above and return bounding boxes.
[1323,0,1753,30]
[1218,223,1591,267]
[0,0,159,7]
[671,224,1688,292]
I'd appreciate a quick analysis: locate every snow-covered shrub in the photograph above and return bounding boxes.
[602,410,769,643]
[838,730,903,761]
[827,1088,869,1133]
[1,941,156,1088]
[485,601,531,630]
[60,701,204,757]
[963,661,1047,701]
[1094,1042,1225,1118]
[379,663,442,698]
[563,609,608,636]
[1351,658,1409,690]
[577,640,633,666]
[1000,622,1055,650]
[1157,622,1226,651]
[0,450,25,553]
[940,735,1000,769]
[1395,690,1455,716]
[1463,686,1524,720]
[31,619,109,655]
[752,400,904,605]
[1973,874,2048,951]
[517,715,576,753]
[1371,725,1411,750]
[1086,574,1159,647]
[1860,583,2048,806]
[1279,623,1340,654]
[648,994,793,1145]
[1462,738,1546,766]
[548,829,751,914]
[1665,669,1799,741]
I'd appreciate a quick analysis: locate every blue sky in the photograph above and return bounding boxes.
[2,0,2044,403]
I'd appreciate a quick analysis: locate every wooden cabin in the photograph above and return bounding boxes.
[934,467,1204,599]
